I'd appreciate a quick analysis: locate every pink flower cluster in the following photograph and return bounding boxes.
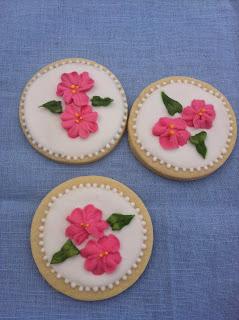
[65,204,121,275]
[152,100,216,149]
[56,71,98,139]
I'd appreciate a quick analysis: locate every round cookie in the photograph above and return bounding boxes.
[31,176,153,300]
[128,76,237,180]
[19,58,128,163]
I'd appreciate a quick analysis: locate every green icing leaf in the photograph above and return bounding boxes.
[161,91,183,115]
[107,213,134,231]
[91,96,113,107]
[50,240,79,264]
[190,131,207,158]
[39,100,63,113]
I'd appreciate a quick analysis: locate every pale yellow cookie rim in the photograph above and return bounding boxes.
[19,58,128,164]
[31,176,153,301]
[128,76,237,180]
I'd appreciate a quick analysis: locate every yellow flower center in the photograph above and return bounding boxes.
[80,223,90,228]
[74,112,83,124]
[198,108,205,116]
[70,84,79,94]
[99,251,109,258]
[168,129,175,136]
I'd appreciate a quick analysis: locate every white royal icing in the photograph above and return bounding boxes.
[41,184,146,290]
[22,59,127,159]
[136,80,232,169]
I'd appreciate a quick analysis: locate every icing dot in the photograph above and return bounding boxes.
[219,154,224,159]
[115,280,120,285]
[72,185,77,189]
[122,275,127,280]
[189,168,194,172]
[131,202,135,207]
[222,148,227,154]
[125,196,130,201]
[143,228,147,234]
[51,269,55,273]
[204,166,208,170]
[51,196,56,201]
[43,255,48,261]
[174,166,179,171]
[137,257,142,263]
[141,221,146,226]
[39,226,44,231]
[39,241,43,246]
[40,248,45,253]
[93,183,97,187]
[64,279,70,284]
[182,168,187,172]
[112,188,117,193]
[80,155,84,160]
[108,283,113,289]
[166,163,171,169]
[85,286,90,292]
[141,243,147,249]
[133,263,137,269]
[86,183,91,188]
[153,156,157,162]
[146,151,150,157]
[65,189,70,194]
[44,210,48,215]
[58,193,63,198]
[70,282,76,288]
[93,286,99,292]
[143,235,148,240]
[79,286,84,291]
[56,273,61,279]
[48,202,52,208]
[209,162,214,167]
[136,208,140,213]
[160,160,164,165]
[79,184,83,188]
[197,167,201,171]
[100,184,105,189]
[39,233,44,239]
[46,262,50,267]
[139,251,144,257]
[106,185,111,190]
[100,286,106,291]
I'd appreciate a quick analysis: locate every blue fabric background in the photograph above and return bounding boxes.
[0,0,239,319]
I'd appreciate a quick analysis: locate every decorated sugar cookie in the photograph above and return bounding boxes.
[31,176,153,300]
[128,76,237,180]
[19,58,128,163]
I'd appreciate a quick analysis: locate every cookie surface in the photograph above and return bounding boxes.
[19,58,128,163]
[128,76,237,180]
[31,176,153,300]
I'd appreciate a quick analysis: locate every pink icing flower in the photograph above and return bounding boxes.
[60,103,98,138]
[80,234,122,275]
[182,100,216,129]
[152,117,190,149]
[65,204,109,245]
[56,71,94,106]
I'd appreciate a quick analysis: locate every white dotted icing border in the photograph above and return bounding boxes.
[19,58,128,161]
[38,183,148,292]
[132,78,235,172]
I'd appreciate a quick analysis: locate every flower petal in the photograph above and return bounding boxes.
[68,125,79,138]
[66,208,84,225]
[83,204,102,221]
[73,93,89,106]
[103,252,122,273]
[98,234,120,253]
[176,130,190,146]
[78,72,94,92]
[152,121,167,136]
[61,73,73,86]
[171,118,187,130]
[61,120,75,129]
[160,135,179,149]
[80,240,101,258]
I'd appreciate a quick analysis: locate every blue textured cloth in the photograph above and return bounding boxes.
[0,1,239,319]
